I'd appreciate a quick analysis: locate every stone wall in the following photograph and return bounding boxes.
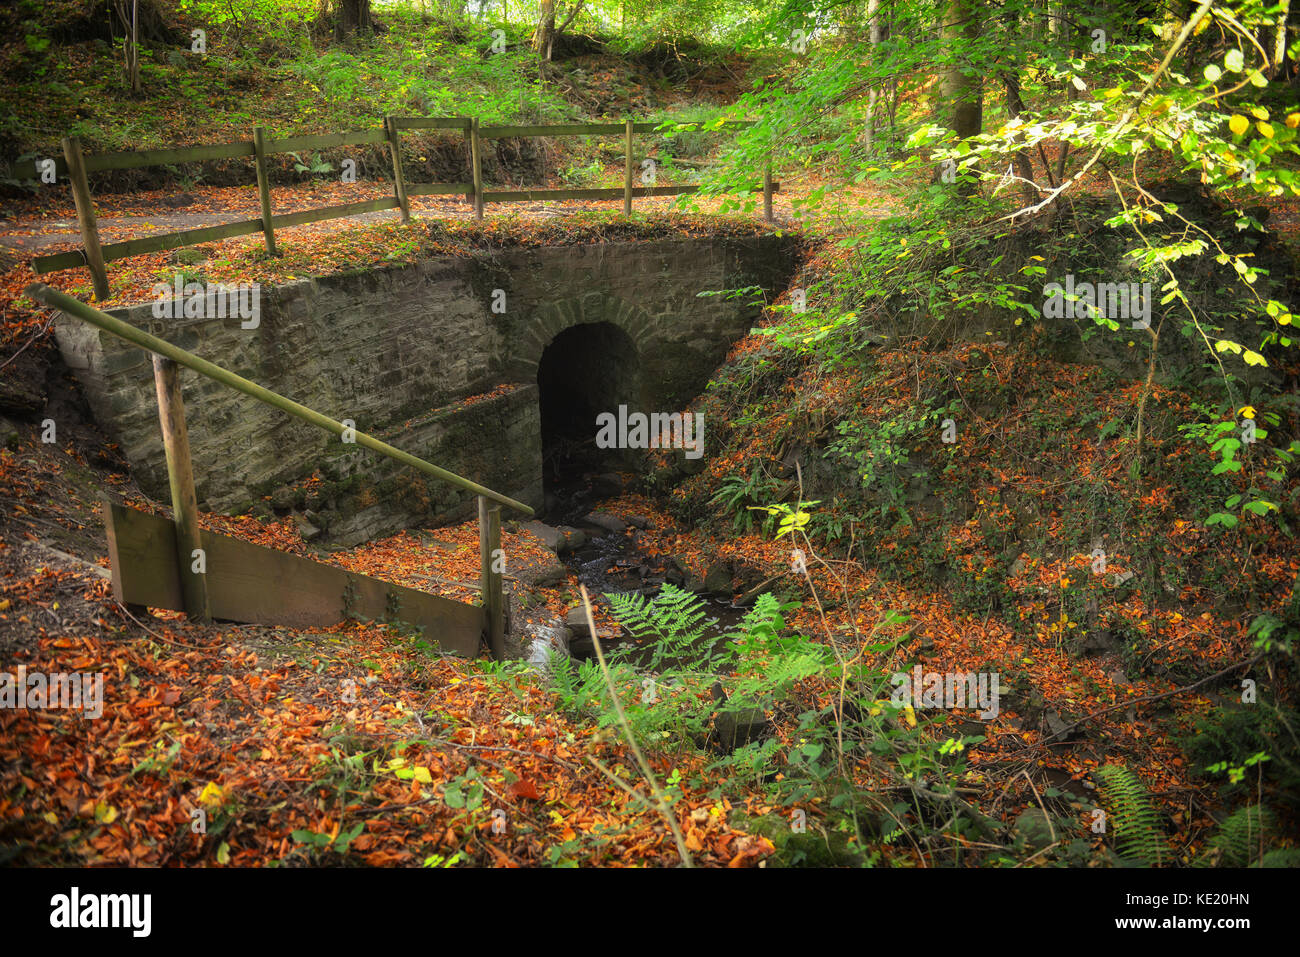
[56,234,799,544]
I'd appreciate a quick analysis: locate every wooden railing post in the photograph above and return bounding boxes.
[252,127,278,256]
[151,356,210,623]
[623,119,634,216]
[61,136,110,300]
[384,116,411,223]
[478,496,504,659]
[470,118,484,221]
[763,159,774,224]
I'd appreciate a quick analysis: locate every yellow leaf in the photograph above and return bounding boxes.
[199,781,226,808]
[1228,114,1249,136]
[0,599,9,612]
[1257,121,1275,139]
[413,766,433,784]
[1239,405,1256,419]
[94,802,118,824]
[1287,113,1299,129]
[216,842,231,864]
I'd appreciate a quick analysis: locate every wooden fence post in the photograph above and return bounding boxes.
[252,127,278,256]
[385,116,411,223]
[151,356,210,623]
[470,118,484,221]
[62,136,109,300]
[478,496,504,659]
[763,159,774,224]
[623,119,634,216]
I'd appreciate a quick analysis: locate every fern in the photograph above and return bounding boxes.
[547,650,606,716]
[725,592,785,648]
[709,466,780,534]
[1257,848,1300,868]
[1195,805,1275,867]
[1095,765,1165,866]
[607,583,722,671]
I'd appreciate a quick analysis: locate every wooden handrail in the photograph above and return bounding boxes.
[25,282,535,517]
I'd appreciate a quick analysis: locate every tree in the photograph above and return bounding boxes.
[532,0,585,61]
[862,0,882,152]
[940,0,982,142]
[108,0,141,93]
[534,0,556,58]
[324,0,375,40]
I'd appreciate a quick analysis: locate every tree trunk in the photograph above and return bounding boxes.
[533,0,557,60]
[130,0,139,92]
[863,0,882,152]
[110,0,141,93]
[1001,72,1038,205]
[941,0,983,141]
[334,0,373,40]
[532,0,582,60]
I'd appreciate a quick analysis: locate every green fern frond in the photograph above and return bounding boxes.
[1195,805,1275,867]
[1256,848,1300,868]
[608,583,707,642]
[608,583,717,670]
[547,649,606,715]
[727,592,784,645]
[1095,764,1165,867]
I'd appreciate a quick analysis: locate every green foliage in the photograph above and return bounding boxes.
[1095,764,1165,866]
[547,650,609,716]
[825,395,957,525]
[1194,805,1274,867]
[607,583,721,672]
[289,151,333,176]
[709,465,781,534]
[1178,406,1297,529]
[291,820,366,857]
[1184,688,1300,809]
[442,768,486,811]
[600,578,1000,861]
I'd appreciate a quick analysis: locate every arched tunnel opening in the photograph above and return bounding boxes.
[536,322,642,512]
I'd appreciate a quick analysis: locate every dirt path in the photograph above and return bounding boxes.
[0,174,902,267]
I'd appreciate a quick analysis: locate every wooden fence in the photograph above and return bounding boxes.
[27,282,530,660]
[16,117,778,299]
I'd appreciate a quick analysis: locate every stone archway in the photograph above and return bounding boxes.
[505,292,656,385]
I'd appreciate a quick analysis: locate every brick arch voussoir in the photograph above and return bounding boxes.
[509,295,650,379]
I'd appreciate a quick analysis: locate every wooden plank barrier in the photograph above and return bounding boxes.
[21,116,777,283]
[102,499,484,657]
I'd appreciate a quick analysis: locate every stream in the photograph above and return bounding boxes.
[524,469,749,670]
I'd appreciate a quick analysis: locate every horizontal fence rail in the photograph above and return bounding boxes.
[15,117,777,297]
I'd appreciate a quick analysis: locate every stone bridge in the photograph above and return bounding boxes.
[57,234,800,543]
